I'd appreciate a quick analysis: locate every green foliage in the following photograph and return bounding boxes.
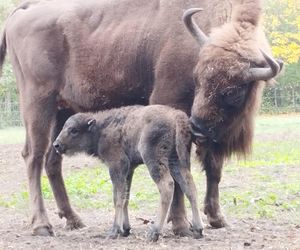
[0,63,17,100]
[264,0,300,64]
[277,62,300,85]
[263,0,300,86]
[0,0,19,27]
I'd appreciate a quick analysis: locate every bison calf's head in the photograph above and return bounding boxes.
[53,113,96,156]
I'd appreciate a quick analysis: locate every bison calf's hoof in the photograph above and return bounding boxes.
[121,227,131,237]
[107,226,123,239]
[192,228,203,239]
[147,230,160,242]
[32,225,54,237]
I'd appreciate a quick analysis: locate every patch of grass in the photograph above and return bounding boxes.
[255,114,300,135]
[41,165,159,211]
[231,141,300,168]
[220,163,300,221]
[0,187,29,209]
[0,127,25,144]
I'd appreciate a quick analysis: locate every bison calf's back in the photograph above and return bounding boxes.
[54,105,204,241]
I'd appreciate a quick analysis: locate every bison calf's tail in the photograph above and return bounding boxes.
[175,113,192,168]
[0,29,7,77]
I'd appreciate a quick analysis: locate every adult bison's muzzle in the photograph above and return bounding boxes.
[53,140,66,155]
[189,117,218,143]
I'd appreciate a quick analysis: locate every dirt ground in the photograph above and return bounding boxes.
[0,144,299,250]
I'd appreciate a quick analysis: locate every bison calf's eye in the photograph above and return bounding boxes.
[70,128,79,135]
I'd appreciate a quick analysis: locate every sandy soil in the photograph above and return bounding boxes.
[0,144,299,250]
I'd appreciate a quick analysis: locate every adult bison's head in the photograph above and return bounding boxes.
[183,8,282,154]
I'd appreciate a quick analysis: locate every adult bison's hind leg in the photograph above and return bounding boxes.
[201,149,227,228]
[44,109,85,230]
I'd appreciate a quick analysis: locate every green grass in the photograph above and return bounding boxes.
[0,127,25,144]
[255,114,300,135]
[0,115,300,222]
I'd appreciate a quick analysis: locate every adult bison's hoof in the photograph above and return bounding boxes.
[207,214,228,228]
[192,228,203,239]
[147,229,160,242]
[169,216,193,237]
[32,224,54,236]
[172,224,193,237]
[65,216,86,230]
[173,227,193,237]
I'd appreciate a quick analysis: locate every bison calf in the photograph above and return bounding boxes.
[53,105,203,241]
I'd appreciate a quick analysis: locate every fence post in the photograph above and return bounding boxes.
[274,88,278,108]
[292,87,296,112]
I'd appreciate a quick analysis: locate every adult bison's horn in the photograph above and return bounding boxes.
[183,8,208,47]
[246,49,283,82]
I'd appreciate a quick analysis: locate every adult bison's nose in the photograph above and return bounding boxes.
[189,116,218,143]
[53,140,65,154]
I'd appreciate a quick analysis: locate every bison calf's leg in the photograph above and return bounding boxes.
[122,168,135,237]
[203,151,227,228]
[107,161,130,239]
[177,169,204,238]
[45,109,85,230]
[145,162,174,242]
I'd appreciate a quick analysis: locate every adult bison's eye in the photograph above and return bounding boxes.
[70,128,79,135]
[221,84,248,108]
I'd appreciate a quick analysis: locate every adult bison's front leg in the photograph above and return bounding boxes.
[44,109,85,230]
[168,182,193,236]
[201,148,227,228]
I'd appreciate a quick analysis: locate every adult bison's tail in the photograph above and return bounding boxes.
[0,28,7,77]
[175,113,192,168]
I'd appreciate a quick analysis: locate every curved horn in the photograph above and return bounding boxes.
[183,8,208,47]
[245,49,282,82]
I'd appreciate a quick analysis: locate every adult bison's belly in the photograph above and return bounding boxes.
[59,72,153,112]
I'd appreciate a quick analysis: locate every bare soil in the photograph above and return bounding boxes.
[0,144,299,250]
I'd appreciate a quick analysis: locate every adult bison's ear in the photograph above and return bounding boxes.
[87,119,96,132]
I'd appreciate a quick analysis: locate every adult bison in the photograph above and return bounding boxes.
[0,0,282,236]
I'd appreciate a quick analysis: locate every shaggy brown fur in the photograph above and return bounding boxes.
[0,0,282,235]
[189,0,282,227]
[192,0,265,157]
[53,105,204,241]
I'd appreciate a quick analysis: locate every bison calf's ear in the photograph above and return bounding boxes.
[87,119,96,131]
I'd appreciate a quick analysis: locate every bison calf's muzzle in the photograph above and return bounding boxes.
[53,140,65,155]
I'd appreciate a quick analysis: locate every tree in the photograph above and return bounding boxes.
[264,0,300,64]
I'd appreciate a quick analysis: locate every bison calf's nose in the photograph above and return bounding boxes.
[53,140,64,154]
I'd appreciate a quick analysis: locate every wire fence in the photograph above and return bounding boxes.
[261,85,300,114]
[0,86,299,128]
[0,101,22,128]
